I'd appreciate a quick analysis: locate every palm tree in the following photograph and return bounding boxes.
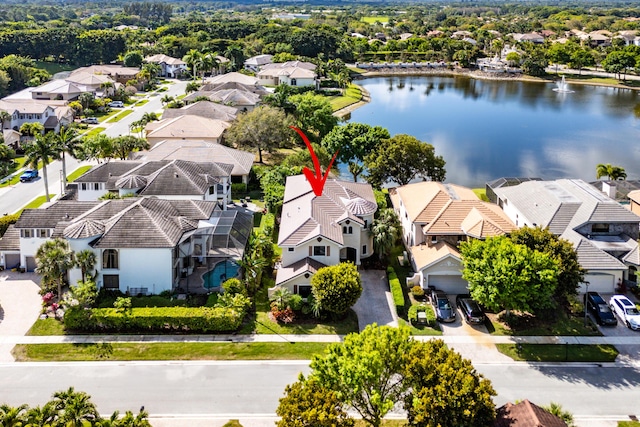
[0,403,28,426]
[52,387,99,427]
[238,255,268,296]
[370,208,401,260]
[26,401,58,427]
[182,49,202,80]
[75,249,97,283]
[0,110,11,129]
[270,287,292,310]
[100,81,114,97]
[596,163,627,180]
[78,92,94,111]
[52,126,79,190]
[35,238,74,299]
[161,94,174,105]
[23,132,59,202]
[19,122,44,138]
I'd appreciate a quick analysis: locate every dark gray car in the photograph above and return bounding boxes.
[430,289,455,322]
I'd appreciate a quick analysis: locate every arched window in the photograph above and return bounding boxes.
[102,249,119,269]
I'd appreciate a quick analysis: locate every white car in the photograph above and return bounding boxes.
[108,101,124,108]
[610,295,640,330]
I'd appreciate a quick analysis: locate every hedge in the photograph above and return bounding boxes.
[64,306,244,333]
[0,213,20,237]
[408,304,436,327]
[387,266,405,316]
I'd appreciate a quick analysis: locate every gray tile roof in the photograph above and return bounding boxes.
[15,201,102,229]
[161,101,238,122]
[562,230,626,270]
[278,175,377,246]
[75,162,142,183]
[0,225,20,251]
[275,257,327,285]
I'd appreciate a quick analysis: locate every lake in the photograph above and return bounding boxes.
[347,75,640,188]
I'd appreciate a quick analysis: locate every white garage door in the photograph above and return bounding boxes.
[427,274,468,295]
[583,273,615,293]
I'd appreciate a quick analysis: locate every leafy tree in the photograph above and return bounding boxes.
[256,164,302,214]
[77,134,114,162]
[460,236,558,315]
[596,163,626,180]
[23,132,59,202]
[222,278,246,296]
[309,325,413,427]
[69,280,98,308]
[569,48,595,75]
[289,92,338,141]
[263,84,296,114]
[124,51,144,68]
[225,106,294,163]
[78,92,95,111]
[602,50,636,80]
[35,238,74,298]
[276,375,354,427]
[403,339,496,427]
[546,43,571,73]
[311,262,362,316]
[510,226,585,306]
[321,123,390,168]
[52,126,79,190]
[370,208,401,259]
[112,135,149,160]
[364,134,446,187]
[0,110,11,129]
[75,249,97,283]
[521,47,547,77]
[238,255,268,297]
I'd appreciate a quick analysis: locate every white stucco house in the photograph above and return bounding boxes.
[489,178,640,293]
[244,54,274,72]
[0,99,73,133]
[73,159,232,207]
[390,181,516,295]
[145,54,187,78]
[272,175,377,297]
[256,61,317,87]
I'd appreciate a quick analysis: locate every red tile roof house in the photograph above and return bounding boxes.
[272,175,377,298]
[493,400,568,427]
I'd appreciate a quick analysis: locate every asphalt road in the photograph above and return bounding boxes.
[1,360,639,422]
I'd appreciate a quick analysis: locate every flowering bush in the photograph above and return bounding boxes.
[272,307,295,324]
[42,292,55,304]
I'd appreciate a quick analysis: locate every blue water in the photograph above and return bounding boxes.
[347,76,640,187]
[202,260,240,289]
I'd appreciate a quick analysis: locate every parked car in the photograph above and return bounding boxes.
[107,101,124,108]
[429,288,456,323]
[610,295,640,330]
[19,169,38,182]
[81,117,99,124]
[585,292,617,326]
[456,295,485,325]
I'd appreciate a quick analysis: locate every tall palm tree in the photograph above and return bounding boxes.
[0,110,11,129]
[52,387,99,427]
[0,403,28,426]
[596,163,627,180]
[23,132,59,202]
[182,49,202,80]
[75,249,97,283]
[370,208,401,260]
[26,401,58,427]
[19,122,44,138]
[238,255,268,296]
[53,126,79,190]
[35,238,74,299]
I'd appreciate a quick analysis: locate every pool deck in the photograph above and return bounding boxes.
[176,260,241,294]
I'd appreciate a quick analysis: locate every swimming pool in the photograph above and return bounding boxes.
[202,260,240,289]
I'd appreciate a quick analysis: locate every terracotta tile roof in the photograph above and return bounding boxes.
[206,72,258,86]
[278,175,377,247]
[493,400,567,427]
[410,241,461,271]
[145,116,231,140]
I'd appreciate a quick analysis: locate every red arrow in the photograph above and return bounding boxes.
[290,126,339,197]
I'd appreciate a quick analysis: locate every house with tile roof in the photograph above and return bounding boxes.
[492,179,640,292]
[74,159,232,207]
[390,181,516,294]
[0,99,72,133]
[8,198,252,294]
[161,100,239,122]
[144,115,231,146]
[272,175,377,297]
[257,61,317,87]
[493,400,567,427]
[206,72,259,86]
[144,54,187,78]
[134,139,255,184]
[244,54,274,72]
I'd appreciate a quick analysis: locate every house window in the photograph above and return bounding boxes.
[103,275,120,289]
[37,229,50,238]
[80,183,87,191]
[288,248,294,252]
[20,229,34,238]
[102,249,119,269]
[297,285,312,298]
[93,183,100,191]
[313,246,326,256]
[363,220,368,228]
[592,223,609,233]
[209,186,215,195]
[343,226,353,234]
[431,236,437,244]
[291,79,297,86]
[362,245,367,255]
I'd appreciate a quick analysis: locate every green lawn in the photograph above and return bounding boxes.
[619,422,640,427]
[27,318,66,336]
[486,311,601,336]
[361,16,389,24]
[473,188,489,202]
[13,342,331,361]
[66,166,93,183]
[135,99,149,107]
[19,194,54,212]
[247,310,359,335]
[34,61,75,75]
[496,343,619,362]
[107,110,134,122]
[328,84,363,111]
[84,127,105,138]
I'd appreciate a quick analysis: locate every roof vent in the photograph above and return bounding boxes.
[175,173,179,178]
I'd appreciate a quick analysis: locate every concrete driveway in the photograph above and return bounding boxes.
[0,271,42,362]
[352,269,398,331]
[595,293,640,363]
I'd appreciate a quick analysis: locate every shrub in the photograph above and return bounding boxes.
[231,183,247,196]
[289,294,303,311]
[0,213,20,237]
[222,278,246,295]
[408,303,434,327]
[205,293,218,307]
[272,307,295,323]
[387,267,405,315]
[411,285,425,299]
[64,306,245,333]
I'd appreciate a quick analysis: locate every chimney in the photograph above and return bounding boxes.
[602,181,616,199]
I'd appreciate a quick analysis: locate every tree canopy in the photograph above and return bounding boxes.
[321,122,390,166]
[289,92,338,142]
[311,262,362,316]
[364,134,446,187]
[460,236,559,314]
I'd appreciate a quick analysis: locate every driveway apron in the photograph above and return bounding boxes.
[353,269,398,331]
[0,272,42,362]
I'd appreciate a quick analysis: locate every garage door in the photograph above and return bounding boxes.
[427,274,468,295]
[25,256,37,272]
[583,273,615,293]
[3,254,20,269]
